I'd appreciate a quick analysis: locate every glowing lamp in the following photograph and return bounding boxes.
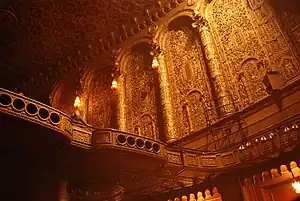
[152,57,159,70]
[293,181,300,194]
[74,96,81,108]
[111,79,118,90]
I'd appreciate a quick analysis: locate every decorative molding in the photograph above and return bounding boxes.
[167,152,182,164]
[201,156,218,167]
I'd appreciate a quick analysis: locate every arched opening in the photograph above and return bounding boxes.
[163,16,212,137]
[50,71,78,116]
[237,58,267,109]
[122,42,162,140]
[86,69,115,128]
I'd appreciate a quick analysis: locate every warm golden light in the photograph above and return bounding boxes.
[152,57,159,70]
[111,79,118,90]
[74,96,81,108]
[292,181,300,194]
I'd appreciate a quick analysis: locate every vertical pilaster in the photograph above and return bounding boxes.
[193,17,235,117]
[116,74,126,131]
[157,53,177,141]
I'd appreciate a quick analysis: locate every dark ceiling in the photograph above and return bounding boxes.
[0,0,182,101]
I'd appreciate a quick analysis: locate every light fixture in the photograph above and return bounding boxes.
[111,79,118,90]
[239,145,245,150]
[74,96,81,108]
[292,123,298,130]
[292,181,300,194]
[73,96,81,118]
[284,126,290,132]
[260,136,267,141]
[152,57,159,70]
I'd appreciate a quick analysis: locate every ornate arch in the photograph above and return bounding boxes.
[155,8,195,50]
[185,90,206,133]
[84,68,114,128]
[156,12,213,138]
[49,82,62,108]
[120,42,160,139]
[49,76,77,116]
[80,55,114,91]
[140,114,156,139]
[117,36,153,74]
[80,67,98,92]
[237,57,267,108]
[280,56,300,80]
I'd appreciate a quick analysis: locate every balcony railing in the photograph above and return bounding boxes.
[0,88,73,139]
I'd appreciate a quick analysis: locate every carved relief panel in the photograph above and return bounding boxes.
[123,44,159,139]
[244,0,300,81]
[87,71,114,128]
[282,11,300,54]
[186,90,206,132]
[238,58,267,108]
[205,0,271,110]
[270,0,300,79]
[164,20,213,137]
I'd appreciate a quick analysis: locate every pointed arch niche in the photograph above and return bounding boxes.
[85,69,115,128]
[50,66,116,128]
[237,57,267,108]
[122,42,161,140]
[162,16,213,137]
[50,71,80,116]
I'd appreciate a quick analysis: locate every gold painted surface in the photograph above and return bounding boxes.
[122,45,159,139]
[164,24,214,138]
[201,156,218,167]
[157,52,177,141]
[204,0,300,110]
[86,72,113,128]
[205,0,268,110]
[49,0,300,143]
[244,0,300,81]
[73,129,91,145]
[193,16,234,117]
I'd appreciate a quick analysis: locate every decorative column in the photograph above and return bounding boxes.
[150,38,177,141]
[111,48,127,131]
[116,72,126,131]
[192,12,235,117]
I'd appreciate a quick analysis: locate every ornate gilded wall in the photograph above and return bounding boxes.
[272,0,300,63]
[50,68,114,128]
[122,43,159,139]
[86,71,114,128]
[163,18,214,138]
[50,0,300,142]
[204,0,300,109]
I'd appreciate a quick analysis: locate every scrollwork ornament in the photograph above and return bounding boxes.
[191,11,206,30]
[147,24,162,58]
[147,24,158,38]
[149,39,162,58]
